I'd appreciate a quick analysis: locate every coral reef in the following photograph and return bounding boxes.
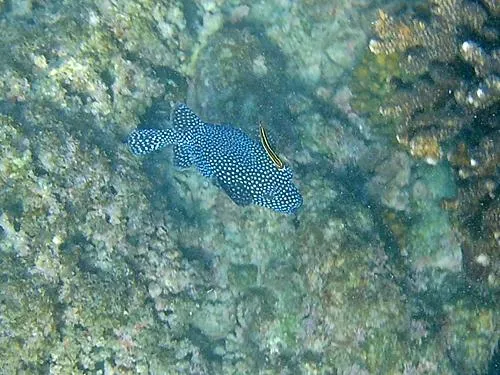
[257,0,370,88]
[348,2,499,371]
[187,26,292,134]
[0,0,189,137]
[0,0,498,373]
[0,114,178,372]
[363,0,499,289]
[368,0,499,163]
[444,130,499,287]
[350,51,403,137]
[365,151,413,211]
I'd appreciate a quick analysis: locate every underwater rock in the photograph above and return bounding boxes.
[362,0,499,293]
[187,26,291,132]
[366,151,412,211]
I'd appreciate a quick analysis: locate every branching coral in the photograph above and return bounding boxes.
[370,0,491,74]
[369,0,499,164]
[367,0,499,287]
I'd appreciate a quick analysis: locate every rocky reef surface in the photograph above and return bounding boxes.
[0,0,498,374]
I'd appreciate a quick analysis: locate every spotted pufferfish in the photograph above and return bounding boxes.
[127,104,303,214]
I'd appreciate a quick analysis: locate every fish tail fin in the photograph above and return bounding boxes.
[173,104,204,129]
[127,128,175,155]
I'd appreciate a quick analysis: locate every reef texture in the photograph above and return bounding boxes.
[365,0,499,289]
[369,0,499,164]
[0,0,499,374]
[444,131,500,287]
[0,114,177,373]
[350,1,500,371]
[0,0,191,138]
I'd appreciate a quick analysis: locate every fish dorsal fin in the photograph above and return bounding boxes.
[173,104,204,129]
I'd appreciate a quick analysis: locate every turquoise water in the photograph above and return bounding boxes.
[0,0,498,374]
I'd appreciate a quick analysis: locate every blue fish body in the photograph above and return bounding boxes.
[127,104,302,214]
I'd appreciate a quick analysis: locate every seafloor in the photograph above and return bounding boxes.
[0,0,498,374]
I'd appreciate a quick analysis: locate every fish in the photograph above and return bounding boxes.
[127,104,303,214]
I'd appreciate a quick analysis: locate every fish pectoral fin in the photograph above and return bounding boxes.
[215,178,253,206]
[173,145,193,169]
